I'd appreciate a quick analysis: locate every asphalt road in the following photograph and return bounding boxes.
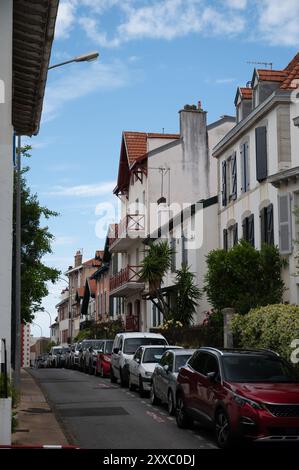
[29,368,217,450]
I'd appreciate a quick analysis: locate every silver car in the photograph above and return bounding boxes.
[150,349,195,415]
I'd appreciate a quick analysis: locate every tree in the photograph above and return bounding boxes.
[140,241,175,320]
[140,241,202,325]
[12,146,60,323]
[204,240,285,315]
[173,264,201,326]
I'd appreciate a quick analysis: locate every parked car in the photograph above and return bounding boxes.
[57,346,71,368]
[111,332,168,387]
[175,347,299,448]
[129,345,182,397]
[150,348,195,414]
[95,340,114,377]
[83,339,108,374]
[70,342,82,369]
[48,346,64,368]
[35,354,49,368]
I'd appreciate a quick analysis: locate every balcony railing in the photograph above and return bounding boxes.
[109,214,145,246]
[110,265,142,291]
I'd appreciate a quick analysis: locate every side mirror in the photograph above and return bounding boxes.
[164,364,169,373]
[113,347,119,354]
[136,358,141,364]
[48,352,52,356]
[89,347,93,352]
[207,371,218,383]
[71,348,75,352]
[98,349,103,354]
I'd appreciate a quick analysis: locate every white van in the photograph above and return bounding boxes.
[110,332,168,387]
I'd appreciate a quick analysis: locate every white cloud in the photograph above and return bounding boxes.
[257,0,299,46]
[43,60,132,121]
[44,181,115,197]
[55,0,77,39]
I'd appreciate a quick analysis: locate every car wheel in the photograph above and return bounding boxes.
[176,394,192,429]
[129,375,137,391]
[215,409,233,449]
[110,367,117,383]
[150,384,161,406]
[167,390,175,416]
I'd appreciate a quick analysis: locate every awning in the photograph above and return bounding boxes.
[12,0,59,136]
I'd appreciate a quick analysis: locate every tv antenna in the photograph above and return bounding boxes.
[247,61,273,70]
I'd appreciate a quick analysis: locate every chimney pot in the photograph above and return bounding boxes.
[74,250,83,267]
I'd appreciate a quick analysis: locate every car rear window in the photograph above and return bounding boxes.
[124,337,167,354]
[222,355,299,383]
[142,348,166,363]
[104,341,113,354]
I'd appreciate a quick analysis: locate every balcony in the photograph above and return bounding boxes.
[109,214,145,252]
[110,265,145,297]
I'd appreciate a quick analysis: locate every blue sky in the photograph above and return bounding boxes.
[27,0,299,336]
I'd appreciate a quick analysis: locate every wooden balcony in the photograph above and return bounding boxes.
[109,214,145,252]
[109,265,145,297]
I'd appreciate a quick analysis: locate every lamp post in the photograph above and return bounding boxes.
[13,51,99,390]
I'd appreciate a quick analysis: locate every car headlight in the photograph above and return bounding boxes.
[233,393,264,410]
[144,371,152,378]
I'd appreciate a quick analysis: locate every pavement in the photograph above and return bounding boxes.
[12,368,69,447]
[28,367,217,449]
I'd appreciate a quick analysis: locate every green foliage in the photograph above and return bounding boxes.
[204,240,285,315]
[140,241,174,287]
[231,304,299,362]
[13,146,60,323]
[74,317,125,342]
[0,374,20,432]
[173,265,202,326]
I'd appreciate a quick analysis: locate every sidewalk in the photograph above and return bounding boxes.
[12,368,69,447]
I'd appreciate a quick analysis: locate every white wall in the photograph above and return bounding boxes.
[0,1,13,374]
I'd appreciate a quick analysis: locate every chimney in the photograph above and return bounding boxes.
[179,102,209,200]
[74,250,82,267]
[95,250,102,260]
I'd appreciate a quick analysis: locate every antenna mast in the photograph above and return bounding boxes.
[247,61,273,70]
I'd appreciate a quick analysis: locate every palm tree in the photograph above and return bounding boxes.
[174,264,202,326]
[140,241,175,320]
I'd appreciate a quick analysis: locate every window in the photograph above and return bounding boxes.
[241,142,250,193]
[204,354,219,375]
[242,214,255,246]
[260,204,274,245]
[278,193,292,254]
[170,236,176,272]
[181,234,188,266]
[109,296,114,318]
[222,153,237,207]
[255,127,268,182]
[223,224,238,250]
[189,352,207,374]
[152,303,162,327]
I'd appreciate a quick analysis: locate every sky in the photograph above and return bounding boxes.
[27,0,299,337]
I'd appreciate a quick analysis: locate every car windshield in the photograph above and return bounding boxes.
[91,341,103,349]
[104,341,113,354]
[124,338,167,354]
[75,343,81,351]
[82,341,92,349]
[222,355,299,383]
[53,348,62,354]
[142,348,166,363]
[175,354,193,372]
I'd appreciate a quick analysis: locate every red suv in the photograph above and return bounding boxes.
[176,347,299,448]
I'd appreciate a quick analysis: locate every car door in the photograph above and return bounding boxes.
[130,347,142,385]
[153,352,166,398]
[113,336,123,378]
[188,351,209,420]
[200,353,221,420]
[159,351,173,402]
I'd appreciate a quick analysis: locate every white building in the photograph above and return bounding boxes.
[109,104,235,331]
[213,52,299,303]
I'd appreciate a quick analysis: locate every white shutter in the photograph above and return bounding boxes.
[278,194,292,254]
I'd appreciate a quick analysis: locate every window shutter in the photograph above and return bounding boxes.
[231,152,237,200]
[242,217,248,240]
[223,229,228,251]
[222,161,227,206]
[255,126,268,182]
[233,223,238,246]
[260,208,266,244]
[266,204,274,245]
[241,143,249,192]
[240,145,244,192]
[278,194,292,254]
[248,214,255,246]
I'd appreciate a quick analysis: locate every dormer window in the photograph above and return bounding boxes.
[235,87,253,123]
[251,69,287,109]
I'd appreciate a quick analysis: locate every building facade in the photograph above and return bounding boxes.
[213,52,299,304]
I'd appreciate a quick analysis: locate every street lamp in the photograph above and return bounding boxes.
[32,322,43,338]
[13,50,99,389]
[48,51,99,70]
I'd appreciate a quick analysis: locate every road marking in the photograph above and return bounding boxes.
[146,411,166,423]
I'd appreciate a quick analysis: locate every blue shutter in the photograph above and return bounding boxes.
[222,160,227,206]
[255,127,268,182]
[231,152,237,200]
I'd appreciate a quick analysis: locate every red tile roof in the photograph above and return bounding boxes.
[281,52,299,89]
[82,258,102,267]
[123,132,179,164]
[239,87,253,99]
[257,69,288,83]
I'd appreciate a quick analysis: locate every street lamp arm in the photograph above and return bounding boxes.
[48,51,99,70]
